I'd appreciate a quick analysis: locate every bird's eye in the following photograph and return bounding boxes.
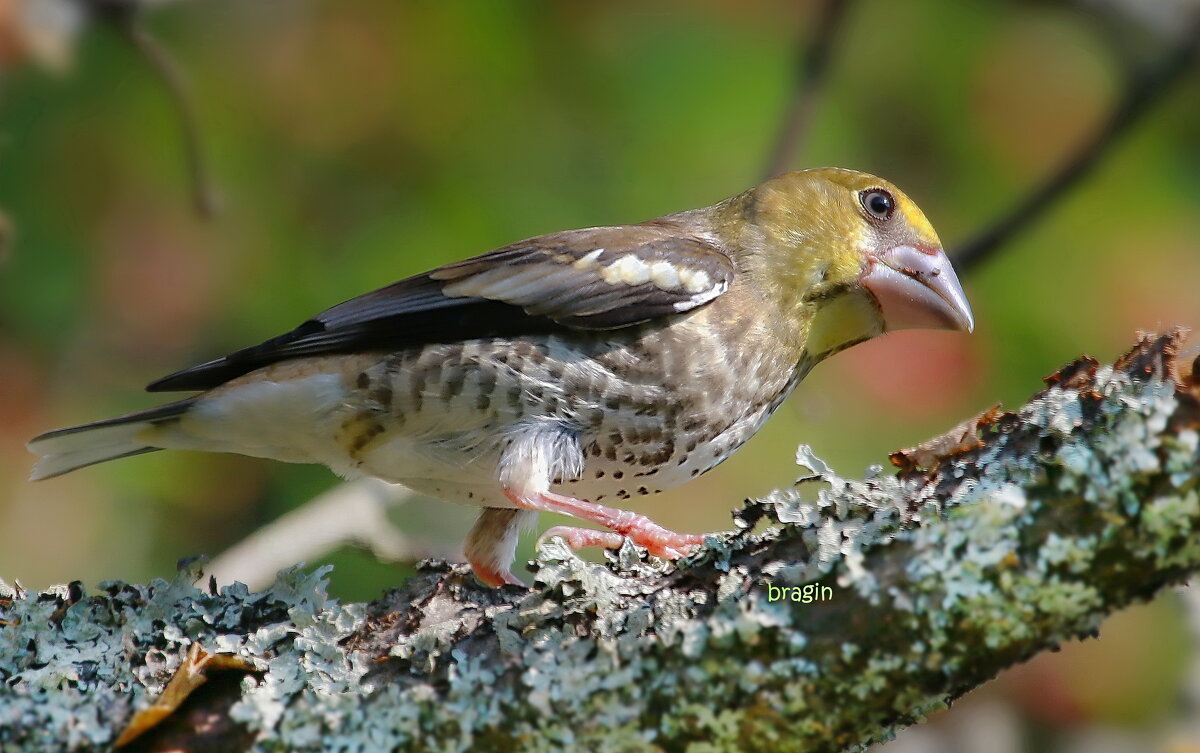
[860,189,895,222]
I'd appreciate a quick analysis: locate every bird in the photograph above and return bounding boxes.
[28,168,973,587]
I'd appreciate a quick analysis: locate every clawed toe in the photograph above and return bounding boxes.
[471,563,527,588]
[538,525,625,552]
[538,524,704,561]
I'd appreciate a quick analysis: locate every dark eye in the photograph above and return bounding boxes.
[860,189,895,221]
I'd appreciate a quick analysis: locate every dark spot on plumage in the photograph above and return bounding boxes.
[507,385,522,407]
[441,370,466,401]
[478,370,497,396]
[586,441,602,457]
[678,456,688,465]
[622,453,635,463]
[637,487,648,496]
[409,376,425,412]
[382,352,406,373]
[685,439,698,453]
[475,393,491,410]
[691,468,700,476]
[634,404,656,416]
[683,417,703,433]
[605,396,621,411]
[616,490,630,500]
[596,494,607,501]
[640,443,673,466]
[348,420,385,455]
[604,446,617,461]
[588,408,605,426]
[612,470,624,480]
[546,363,564,381]
[372,382,394,411]
[356,372,370,389]
[552,477,562,485]
[608,430,623,446]
[529,386,544,400]
[595,470,605,478]
[467,491,474,499]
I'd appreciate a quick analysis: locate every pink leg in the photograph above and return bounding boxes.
[464,508,536,587]
[505,488,705,560]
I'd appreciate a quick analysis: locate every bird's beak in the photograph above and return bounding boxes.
[861,245,974,333]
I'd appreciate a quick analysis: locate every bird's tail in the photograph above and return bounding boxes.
[27,399,196,481]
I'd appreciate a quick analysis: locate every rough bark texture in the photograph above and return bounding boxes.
[3,330,1199,753]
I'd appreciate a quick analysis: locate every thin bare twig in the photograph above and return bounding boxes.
[953,17,1200,273]
[762,0,854,179]
[106,9,220,218]
[207,479,461,590]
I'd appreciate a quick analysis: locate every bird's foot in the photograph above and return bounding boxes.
[536,514,705,560]
[507,487,705,562]
[470,562,526,588]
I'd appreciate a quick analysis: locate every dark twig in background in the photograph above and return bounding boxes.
[953,17,1200,273]
[766,6,1198,275]
[761,0,853,179]
[103,8,219,219]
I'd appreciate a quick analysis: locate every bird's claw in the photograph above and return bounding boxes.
[538,522,703,561]
[472,563,527,588]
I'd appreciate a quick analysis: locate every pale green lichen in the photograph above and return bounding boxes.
[2,335,1198,753]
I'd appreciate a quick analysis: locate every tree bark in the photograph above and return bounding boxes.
[3,330,1198,753]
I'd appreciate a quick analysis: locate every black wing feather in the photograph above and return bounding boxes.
[147,224,733,392]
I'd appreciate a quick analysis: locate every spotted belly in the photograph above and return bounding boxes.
[379,411,771,510]
[358,380,789,510]
[176,323,805,510]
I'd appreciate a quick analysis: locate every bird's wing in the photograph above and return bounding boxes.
[147,224,734,392]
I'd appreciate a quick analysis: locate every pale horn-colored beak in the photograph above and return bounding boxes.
[861,245,974,333]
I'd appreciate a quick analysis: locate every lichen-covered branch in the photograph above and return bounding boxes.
[3,331,1199,753]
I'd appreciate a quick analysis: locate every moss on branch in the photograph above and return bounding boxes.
[3,330,1198,753]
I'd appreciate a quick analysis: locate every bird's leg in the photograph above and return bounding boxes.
[504,488,706,560]
[464,507,537,587]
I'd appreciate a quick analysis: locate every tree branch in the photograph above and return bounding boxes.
[3,329,1199,752]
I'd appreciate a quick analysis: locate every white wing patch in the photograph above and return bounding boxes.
[600,254,652,286]
[427,226,736,329]
[598,255,717,295]
[673,278,729,311]
[571,248,605,270]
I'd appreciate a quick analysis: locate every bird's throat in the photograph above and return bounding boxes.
[804,291,882,360]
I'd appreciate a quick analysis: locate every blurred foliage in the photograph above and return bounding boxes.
[0,0,1197,748]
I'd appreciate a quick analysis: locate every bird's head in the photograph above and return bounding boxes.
[720,167,973,359]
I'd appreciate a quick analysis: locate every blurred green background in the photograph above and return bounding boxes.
[1,0,1198,750]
